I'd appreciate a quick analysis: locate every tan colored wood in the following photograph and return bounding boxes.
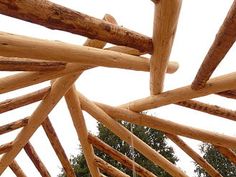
[88,133,157,177]
[0,0,152,53]
[0,118,28,135]
[150,0,182,94]
[0,87,50,113]
[121,71,236,112]
[176,100,236,121]
[42,118,76,177]
[96,102,236,149]
[0,57,65,71]
[166,134,223,177]
[65,86,100,177]
[0,142,13,154]
[9,160,27,177]
[94,156,129,177]
[24,142,51,177]
[78,93,188,177]
[0,73,80,174]
[215,146,236,165]
[192,1,236,90]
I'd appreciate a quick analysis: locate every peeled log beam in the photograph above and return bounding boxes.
[0,87,50,113]
[42,118,76,177]
[88,133,157,177]
[217,90,236,99]
[215,146,236,165]
[0,0,152,53]
[192,1,236,90]
[0,142,13,154]
[120,72,236,112]
[24,142,51,177]
[9,160,27,177]
[0,118,28,135]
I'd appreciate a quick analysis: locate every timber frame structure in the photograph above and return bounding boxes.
[0,0,236,177]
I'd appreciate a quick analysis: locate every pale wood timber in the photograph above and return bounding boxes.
[0,0,153,53]
[0,87,50,113]
[42,118,76,177]
[24,142,51,177]
[78,93,188,177]
[0,73,80,174]
[0,118,28,135]
[121,71,236,112]
[96,102,236,149]
[0,142,13,154]
[215,146,236,165]
[176,100,236,121]
[9,160,27,177]
[217,90,236,99]
[166,134,223,177]
[191,1,236,90]
[88,133,157,177]
[65,86,100,177]
[94,156,129,177]
[0,57,65,71]
[150,0,182,94]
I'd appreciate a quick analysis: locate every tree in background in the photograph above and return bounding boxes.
[59,120,178,177]
[194,143,236,177]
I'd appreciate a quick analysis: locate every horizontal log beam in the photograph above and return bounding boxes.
[0,142,13,154]
[0,0,153,53]
[0,118,28,135]
[217,90,236,99]
[191,1,236,90]
[9,160,27,177]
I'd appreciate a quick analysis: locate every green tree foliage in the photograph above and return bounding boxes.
[59,121,178,177]
[194,143,236,177]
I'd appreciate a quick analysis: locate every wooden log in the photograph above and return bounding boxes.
[0,72,80,174]
[0,118,28,135]
[24,142,51,177]
[166,134,223,177]
[150,0,182,94]
[191,1,236,90]
[120,71,236,112]
[0,32,150,72]
[96,102,236,149]
[215,146,236,165]
[94,156,129,177]
[9,160,27,177]
[0,142,13,154]
[176,100,236,121]
[0,56,65,71]
[0,0,153,53]
[42,118,76,177]
[217,90,236,99]
[0,87,50,113]
[88,133,157,177]
[79,93,188,177]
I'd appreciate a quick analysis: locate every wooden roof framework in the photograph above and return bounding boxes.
[0,0,236,176]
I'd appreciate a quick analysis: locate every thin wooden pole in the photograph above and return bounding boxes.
[24,142,51,177]
[9,160,27,177]
[0,118,28,135]
[120,71,236,112]
[215,146,236,165]
[191,1,236,90]
[42,118,76,177]
[88,133,158,177]
[150,0,182,94]
[78,93,188,177]
[0,72,80,174]
[96,102,236,149]
[0,142,13,154]
[217,90,236,99]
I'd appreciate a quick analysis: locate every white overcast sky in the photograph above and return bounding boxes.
[1,0,236,177]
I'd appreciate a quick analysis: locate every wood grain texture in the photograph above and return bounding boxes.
[0,118,28,135]
[0,142,13,154]
[9,160,27,177]
[215,146,236,165]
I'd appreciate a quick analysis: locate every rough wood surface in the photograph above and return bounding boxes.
[217,90,236,99]
[24,142,51,177]
[0,87,50,113]
[0,56,66,71]
[215,146,236,165]
[150,0,182,94]
[191,1,236,90]
[9,160,27,177]
[88,133,157,177]
[0,0,152,53]
[0,118,28,135]
[42,118,76,177]
[0,142,13,154]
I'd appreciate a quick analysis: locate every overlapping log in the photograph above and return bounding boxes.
[191,1,236,90]
[217,90,236,99]
[150,0,182,94]
[0,118,28,135]
[88,133,157,177]
[9,160,27,177]
[215,146,236,165]
[0,142,13,154]
[24,142,51,177]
